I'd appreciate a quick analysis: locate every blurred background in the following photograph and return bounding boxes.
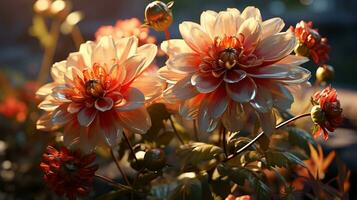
[0,0,357,199]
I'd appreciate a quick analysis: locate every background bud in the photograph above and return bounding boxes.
[144,1,173,32]
[316,64,335,83]
[144,148,166,171]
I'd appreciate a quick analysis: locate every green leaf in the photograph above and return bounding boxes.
[266,150,306,168]
[287,127,317,154]
[217,164,271,200]
[227,136,256,154]
[177,143,224,170]
[168,173,202,200]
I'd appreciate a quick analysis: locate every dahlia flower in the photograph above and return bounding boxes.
[311,86,343,140]
[159,7,311,133]
[95,18,156,45]
[290,21,330,65]
[36,36,161,151]
[40,145,98,200]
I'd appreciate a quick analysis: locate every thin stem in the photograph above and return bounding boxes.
[37,19,61,84]
[223,113,310,162]
[94,173,132,191]
[164,29,171,40]
[193,119,199,141]
[110,148,131,185]
[221,126,228,157]
[122,131,138,163]
[169,116,184,145]
[71,25,84,49]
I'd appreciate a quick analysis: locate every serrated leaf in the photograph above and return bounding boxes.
[266,150,306,168]
[177,143,223,170]
[287,127,317,154]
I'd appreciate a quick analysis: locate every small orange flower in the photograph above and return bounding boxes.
[290,21,330,65]
[0,96,28,122]
[40,145,98,200]
[95,18,156,45]
[311,86,343,140]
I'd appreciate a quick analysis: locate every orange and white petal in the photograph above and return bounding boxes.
[130,75,162,102]
[171,76,199,100]
[191,72,223,93]
[79,41,96,67]
[66,52,86,70]
[115,36,138,62]
[241,6,262,22]
[36,82,58,98]
[276,55,309,65]
[116,87,145,111]
[122,55,146,84]
[77,107,97,127]
[98,111,123,147]
[238,18,262,52]
[167,53,200,73]
[213,11,238,38]
[92,36,117,70]
[222,102,247,132]
[135,44,158,74]
[200,10,218,39]
[179,22,212,54]
[157,66,187,83]
[261,18,285,40]
[179,94,204,120]
[160,39,195,57]
[255,32,296,62]
[226,77,257,102]
[250,86,273,113]
[223,70,246,83]
[197,99,219,133]
[205,86,229,118]
[95,97,114,112]
[118,106,151,134]
[51,61,67,83]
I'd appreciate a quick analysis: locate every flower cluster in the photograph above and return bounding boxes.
[159,7,310,133]
[290,21,330,65]
[0,96,28,122]
[311,86,343,140]
[40,145,98,200]
[95,18,156,45]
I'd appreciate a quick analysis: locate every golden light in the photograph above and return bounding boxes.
[33,0,51,14]
[50,0,66,15]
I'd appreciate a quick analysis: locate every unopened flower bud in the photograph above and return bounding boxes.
[33,0,51,15]
[316,64,334,83]
[144,148,166,171]
[311,105,325,125]
[294,43,310,57]
[130,151,146,171]
[49,0,71,21]
[144,1,173,32]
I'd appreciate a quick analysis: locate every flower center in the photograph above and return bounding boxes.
[218,48,238,70]
[85,79,104,98]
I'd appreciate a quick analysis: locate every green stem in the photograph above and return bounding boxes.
[169,116,184,145]
[223,113,310,162]
[110,148,131,185]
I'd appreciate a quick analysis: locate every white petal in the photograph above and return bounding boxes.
[157,66,187,83]
[223,70,246,83]
[179,22,212,54]
[135,44,158,75]
[241,6,262,21]
[116,87,145,111]
[226,77,257,102]
[95,97,114,112]
[160,39,194,56]
[200,10,218,39]
[79,41,96,67]
[213,11,237,37]
[261,18,285,39]
[255,32,296,62]
[191,72,223,93]
[250,86,273,113]
[51,61,67,83]
[238,18,262,52]
[276,55,309,65]
[172,75,198,100]
[131,74,162,102]
[118,106,151,134]
[77,107,97,127]
[36,82,58,98]
[116,36,138,62]
[167,53,200,73]
[66,52,86,70]
[92,36,117,69]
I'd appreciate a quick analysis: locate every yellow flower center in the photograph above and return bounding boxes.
[218,48,238,70]
[85,79,104,98]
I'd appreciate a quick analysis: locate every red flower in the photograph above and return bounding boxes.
[311,86,343,140]
[40,146,98,200]
[290,21,330,65]
[0,96,28,122]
